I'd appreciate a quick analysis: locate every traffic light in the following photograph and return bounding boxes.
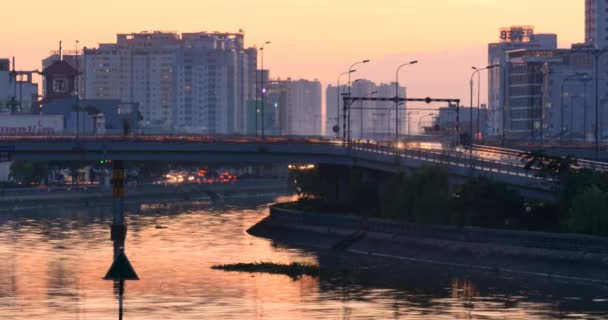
[99,160,112,164]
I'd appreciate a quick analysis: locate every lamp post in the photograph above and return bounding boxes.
[335,70,356,137]
[395,60,418,141]
[343,59,370,143]
[346,79,363,142]
[260,41,270,140]
[470,65,497,143]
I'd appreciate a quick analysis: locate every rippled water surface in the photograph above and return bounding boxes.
[0,195,607,319]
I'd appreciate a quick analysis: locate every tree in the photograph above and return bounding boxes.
[452,176,524,228]
[9,161,49,185]
[567,185,608,236]
[520,150,579,180]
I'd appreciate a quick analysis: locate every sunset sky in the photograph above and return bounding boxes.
[0,0,584,104]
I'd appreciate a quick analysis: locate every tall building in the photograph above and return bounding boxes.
[504,48,598,141]
[82,31,256,134]
[487,26,558,137]
[40,58,140,135]
[586,0,608,49]
[285,79,322,136]
[325,84,343,137]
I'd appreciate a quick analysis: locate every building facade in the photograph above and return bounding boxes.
[284,79,322,136]
[504,47,605,142]
[586,0,608,49]
[82,31,256,134]
[487,26,558,137]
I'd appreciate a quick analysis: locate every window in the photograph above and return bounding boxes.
[52,78,68,93]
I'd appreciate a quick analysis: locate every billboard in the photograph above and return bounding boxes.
[0,115,64,136]
[500,26,535,43]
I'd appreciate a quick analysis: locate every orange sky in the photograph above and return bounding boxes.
[0,0,584,104]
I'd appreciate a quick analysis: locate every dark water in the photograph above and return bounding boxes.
[0,195,607,319]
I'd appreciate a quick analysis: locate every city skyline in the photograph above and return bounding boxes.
[1,0,584,104]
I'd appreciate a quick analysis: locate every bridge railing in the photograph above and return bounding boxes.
[348,141,538,178]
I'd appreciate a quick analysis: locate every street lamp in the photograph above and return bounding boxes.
[347,79,363,142]
[470,65,497,142]
[418,113,435,135]
[260,41,271,140]
[343,59,370,143]
[335,69,357,136]
[395,60,419,141]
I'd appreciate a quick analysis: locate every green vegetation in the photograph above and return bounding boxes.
[9,161,49,185]
[289,151,608,236]
[211,262,321,280]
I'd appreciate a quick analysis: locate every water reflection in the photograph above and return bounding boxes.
[0,195,606,319]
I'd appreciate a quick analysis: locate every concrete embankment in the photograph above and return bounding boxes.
[0,179,288,210]
[248,204,608,284]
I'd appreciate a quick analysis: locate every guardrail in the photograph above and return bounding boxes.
[349,141,538,178]
[473,144,608,172]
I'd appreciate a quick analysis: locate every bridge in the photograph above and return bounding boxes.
[2,135,605,192]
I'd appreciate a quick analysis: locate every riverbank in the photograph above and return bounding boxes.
[0,179,288,211]
[248,203,608,285]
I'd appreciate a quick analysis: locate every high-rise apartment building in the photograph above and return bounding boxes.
[285,79,322,136]
[82,31,256,134]
[586,0,608,49]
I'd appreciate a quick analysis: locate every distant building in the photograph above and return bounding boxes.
[326,81,405,139]
[487,26,558,137]
[248,75,322,136]
[504,47,600,142]
[434,106,487,137]
[586,0,608,49]
[42,53,83,98]
[285,79,322,136]
[82,31,257,134]
[325,84,343,137]
[0,58,38,114]
[40,58,140,135]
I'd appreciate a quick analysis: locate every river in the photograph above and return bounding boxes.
[0,194,607,319]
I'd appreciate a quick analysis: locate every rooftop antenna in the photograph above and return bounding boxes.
[59,41,63,61]
[11,56,15,72]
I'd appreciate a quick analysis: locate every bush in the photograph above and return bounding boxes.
[452,176,524,228]
[567,185,608,236]
[377,166,451,223]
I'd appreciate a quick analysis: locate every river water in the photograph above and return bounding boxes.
[0,194,607,319]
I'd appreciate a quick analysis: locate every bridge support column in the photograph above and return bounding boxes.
[111,160,126,259]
